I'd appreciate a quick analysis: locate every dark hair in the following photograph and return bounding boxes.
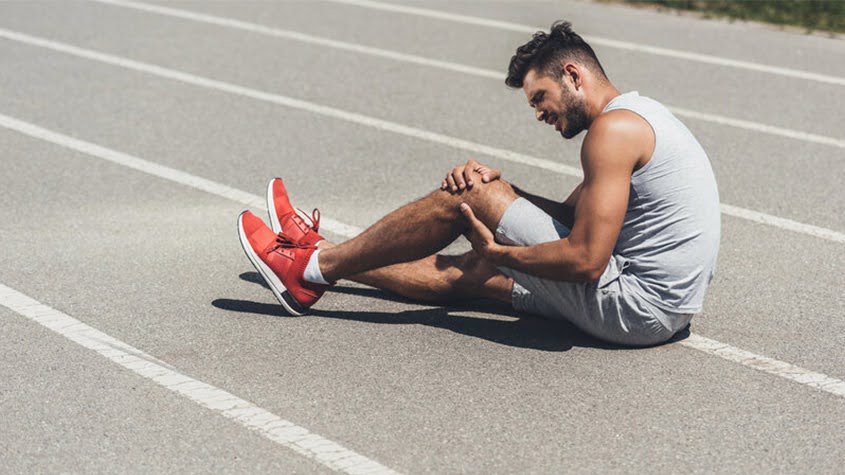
[506,21,607,88]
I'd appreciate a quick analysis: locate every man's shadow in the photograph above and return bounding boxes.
[212,272,690,352]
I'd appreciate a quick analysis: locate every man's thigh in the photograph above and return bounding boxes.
[494,198,678,346]
[492,198,610,338]
[493,197,586,318]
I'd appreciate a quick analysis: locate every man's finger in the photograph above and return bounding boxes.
[446,173,457,192]
[475,166,489,181]
[460,202,473,222]
[475,167,490,182]
[481,168,501,183]
[453,167,466,190]
[460,203,484,231]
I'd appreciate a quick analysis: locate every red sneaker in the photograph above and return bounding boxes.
[237,211,328,315]
[266,178,323,246]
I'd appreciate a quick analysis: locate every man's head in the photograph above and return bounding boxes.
[506,21,609,139]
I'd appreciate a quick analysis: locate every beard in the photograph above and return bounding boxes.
[556,88,590,139]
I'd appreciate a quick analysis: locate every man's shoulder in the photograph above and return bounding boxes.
[590,109,651,138]
[582,110,653,168]
[582,110,655,171]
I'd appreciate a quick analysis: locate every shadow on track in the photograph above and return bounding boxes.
[215,272,689,352]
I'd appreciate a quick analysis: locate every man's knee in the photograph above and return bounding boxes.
[430,174,517,229]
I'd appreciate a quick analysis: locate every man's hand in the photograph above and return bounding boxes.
[441,160,501,193]
[460,203,504,263]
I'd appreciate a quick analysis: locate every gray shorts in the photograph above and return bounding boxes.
[495,198,693,346]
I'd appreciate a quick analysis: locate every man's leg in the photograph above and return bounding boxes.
[319,241,514,304]
[318,174,518,283]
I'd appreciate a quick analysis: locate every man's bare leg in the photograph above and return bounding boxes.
[318,174,518,284]
[319,241,513,304]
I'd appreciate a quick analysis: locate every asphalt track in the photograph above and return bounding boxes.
[1,1,843,473]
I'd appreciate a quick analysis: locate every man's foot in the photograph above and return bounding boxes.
[266,178,323,245]
[237,211,328,315]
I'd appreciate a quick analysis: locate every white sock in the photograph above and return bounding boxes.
[303,249,330,285]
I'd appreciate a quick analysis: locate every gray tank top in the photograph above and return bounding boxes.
[603,91,720,314]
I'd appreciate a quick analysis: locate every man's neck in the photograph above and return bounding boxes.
[587,84,623,125]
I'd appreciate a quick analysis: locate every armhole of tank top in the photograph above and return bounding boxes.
[607,106,658,181]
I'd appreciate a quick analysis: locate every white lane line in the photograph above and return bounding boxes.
[0,29,581,176]
[0,283,398,475]
[719,203,845,244]
[679,334,845,398]
[93,0,502,80]
[326,0,845,88]
[0,113,364,239]
[93,0,845,150]
[0,28,843,245]
[667,106,845,150]
[2,116,844,403]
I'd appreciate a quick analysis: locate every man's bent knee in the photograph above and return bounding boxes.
[432,174,518,231]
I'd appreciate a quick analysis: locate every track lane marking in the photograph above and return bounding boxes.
[93,0,845,150]
[1,113,844,402]
[94,0,502,80]
[681,334,845,398]
[0,283,398,474]
[325,0,845,87]
[0,27,842,245]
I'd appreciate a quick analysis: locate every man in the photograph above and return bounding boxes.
[237,21,720,346]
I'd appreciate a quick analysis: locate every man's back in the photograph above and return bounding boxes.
[604,91,721,314]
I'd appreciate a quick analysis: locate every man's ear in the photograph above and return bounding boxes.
[564,63,581,90]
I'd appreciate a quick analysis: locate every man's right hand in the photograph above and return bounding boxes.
[440,159,502,194]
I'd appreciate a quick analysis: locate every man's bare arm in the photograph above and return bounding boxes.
[463,110,650,282]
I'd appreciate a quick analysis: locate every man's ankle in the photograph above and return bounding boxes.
[302,250,331,285]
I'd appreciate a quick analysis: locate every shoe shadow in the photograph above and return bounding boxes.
[217,274,646,352]
[239,272,270,290]
[241,272,517,313]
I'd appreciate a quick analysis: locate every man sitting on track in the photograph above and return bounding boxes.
[237,21,721,346]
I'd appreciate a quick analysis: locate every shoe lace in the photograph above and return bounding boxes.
[271,232,317,251]
[296,207,320,233]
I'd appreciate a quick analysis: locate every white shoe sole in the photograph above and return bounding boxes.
[237,212,305,316]
[267,178,282,234]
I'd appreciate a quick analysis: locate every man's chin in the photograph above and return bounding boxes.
[559,128,582,139]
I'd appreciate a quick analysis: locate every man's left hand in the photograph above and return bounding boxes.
[441,159,501,193]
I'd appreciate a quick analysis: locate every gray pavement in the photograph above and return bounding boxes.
[1,1,843,473]
[0,305,331,474]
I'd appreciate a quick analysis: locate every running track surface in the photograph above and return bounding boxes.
[1,1,843,472]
